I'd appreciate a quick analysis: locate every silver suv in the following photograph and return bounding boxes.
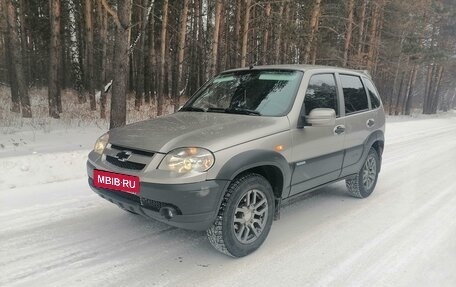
[87,65,385,257]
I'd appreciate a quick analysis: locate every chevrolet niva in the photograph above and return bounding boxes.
[87,65,385,257]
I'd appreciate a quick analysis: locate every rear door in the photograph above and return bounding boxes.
[338,74,374,177]
[289,73,345,196]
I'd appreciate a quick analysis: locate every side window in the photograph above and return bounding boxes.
[364,78,381,109]
[340,74,369,114]
[304,74,338,116]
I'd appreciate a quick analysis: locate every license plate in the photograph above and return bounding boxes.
[93,169,140,194]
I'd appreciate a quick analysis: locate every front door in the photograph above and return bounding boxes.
[290,73,345,196]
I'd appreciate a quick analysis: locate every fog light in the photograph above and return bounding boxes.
[160,207,176,220]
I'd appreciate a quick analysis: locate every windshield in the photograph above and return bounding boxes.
[182,70,303,116]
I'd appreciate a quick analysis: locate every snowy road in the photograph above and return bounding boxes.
[1,115,456,287]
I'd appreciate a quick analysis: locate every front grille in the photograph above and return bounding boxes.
[110,144,155,157]
[105,144,154,171]
[106,155,146,170]
[140,197,182,214]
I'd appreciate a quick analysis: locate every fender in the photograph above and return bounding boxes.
[368,129,385,172]
[216,149,292,198]
[365,129,385,158]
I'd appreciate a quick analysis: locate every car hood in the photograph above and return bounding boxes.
[108,112,290,153]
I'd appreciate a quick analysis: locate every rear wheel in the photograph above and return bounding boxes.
[207,173,274,257]
[346,147,380,198]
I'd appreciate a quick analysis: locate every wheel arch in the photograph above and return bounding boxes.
[215,150,292,219]
[369,130,384,172]
[216,150,291,196]
[236,165,284,201]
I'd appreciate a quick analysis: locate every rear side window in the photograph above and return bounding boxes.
[304,74,338,116]
[340,75,369,114]
[364,78,381,109]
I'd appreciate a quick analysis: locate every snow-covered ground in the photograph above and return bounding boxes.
[1,111,456,287]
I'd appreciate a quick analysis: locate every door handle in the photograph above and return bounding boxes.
[367,119,375,127]
[334,125,345,135]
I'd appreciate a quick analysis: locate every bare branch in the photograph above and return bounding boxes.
[101,0,121,29]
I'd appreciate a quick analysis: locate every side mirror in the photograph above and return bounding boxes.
[306,108,336,126]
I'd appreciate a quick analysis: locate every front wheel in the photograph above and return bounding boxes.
[207,173,274,257]
[346,147,380,198]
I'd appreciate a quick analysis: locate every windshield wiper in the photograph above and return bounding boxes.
[207,107,261,116]
[180,106,205,112]
[227,108,261,116]
[207,107,227,113]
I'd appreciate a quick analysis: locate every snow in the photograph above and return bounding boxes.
[1,112,456,286]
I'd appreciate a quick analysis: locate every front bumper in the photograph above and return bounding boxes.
[87,161,228,231]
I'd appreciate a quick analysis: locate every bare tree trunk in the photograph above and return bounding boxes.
[274,3,283,64]
[304,0,321,64]
[19,0,29,84]
[134,0,147,111]
[98,2,108,119]
[1,0,19,113]
[48,0,61,119]
[310,7,320,65]
[58,4,64,113]
[372,7,385,75]
[84,0,96,110]
[404,64,418,115]
[388,34,405,115]
[197,0,205,86]
[394,70,406,115]
[281,3,290,63]
[165,17,172,106]
[450,88,456,109]
[75,1,86,103]
[401,65,413,114]
[219,6,227,71]
[145,2,156,106]
[356,0,367,67]
[232,0,241,66]
[366,1,383,72]
[343,0,355,67]
[430,65,444,114]
[261,2,271,65]
[440,90,450,112]
[157,0,169,116]
[240,0,251,68]
[175,0,189,112]
[6,0,31,118]
[423,63,435,114]
[109,0,132,129]
[209,0,222,76]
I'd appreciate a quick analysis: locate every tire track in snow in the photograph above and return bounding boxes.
[315,181,456,287]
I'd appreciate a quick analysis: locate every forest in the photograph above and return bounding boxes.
[1,0,455,129]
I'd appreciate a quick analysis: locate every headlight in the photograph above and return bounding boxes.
[94,133,109,154]
[159,147,215,174]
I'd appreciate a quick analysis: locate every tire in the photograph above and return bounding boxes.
[346,147,380,198]
[207,173,274,257]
